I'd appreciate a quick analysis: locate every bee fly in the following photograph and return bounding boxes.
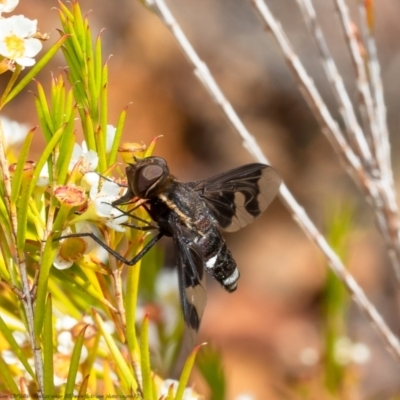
[63,156,281,345]
[110,156,282,344]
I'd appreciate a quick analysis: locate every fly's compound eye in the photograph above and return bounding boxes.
[136,164,164,196]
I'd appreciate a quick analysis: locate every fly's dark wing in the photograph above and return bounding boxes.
[190,163,281,232]
[172,224,207,347]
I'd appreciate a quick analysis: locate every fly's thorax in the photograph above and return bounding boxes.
[158,181,214,232]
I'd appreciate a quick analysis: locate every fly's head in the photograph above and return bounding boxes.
[126,156,170,199]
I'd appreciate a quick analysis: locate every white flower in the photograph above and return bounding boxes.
[55,315,78,331]
[1,116,28,149]
[156,269,180,334]
[299,347,319,366]
[53,224,95,270]
[0,0,19,15]
[1,349,19,364]
[334,336,371,365]
[0,15,42,66]
[57,331,88,363]
[69,141,99,173]
[106,124,116,153]
[235,395,256,400]
[12,330,29,346]
[89,175,128,232]
[159,379,200,400]
[36,163,49,187]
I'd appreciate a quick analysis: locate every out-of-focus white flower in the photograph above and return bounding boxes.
[106,124,116,153]
[155,269,180,335]
[93,361,118,381]
[334,336,371,365]
[55,315,78,331]
[349,342,371,364]
[53,224,94,270]
[12,330,29,346]
[299,347,319,366]
[1,116,28,149]
[57,331,88,363]
[89,175,128,232]
[235,394,256,400]
[159,379,201,400]
[0,0,19,15]
[69,141,98,173]
[1,349,19,364]
[36,163,49,187]
[0,15,42,66]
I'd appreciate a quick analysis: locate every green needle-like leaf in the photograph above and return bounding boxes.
[16,126,65,251]
[140,315,153,400]
[0,354,19,393]
[10,129,34,203]
[0,315,35,379]
[34,237,57,336]
[125,247,143,358]
[93,311,137,391]
[196,346,226,400]
[175,344,205,400]
[94,34,103,98]
[108,106,127,166]
[64,325,88,399]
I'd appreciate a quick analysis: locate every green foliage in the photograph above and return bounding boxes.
[0,1,202,398]
[196,346,226,400]
[321,201,358,397]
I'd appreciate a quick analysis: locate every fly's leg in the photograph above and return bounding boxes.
[55,231,164,266]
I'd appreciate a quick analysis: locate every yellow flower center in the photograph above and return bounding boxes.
[4,34,25,59]
[59,237,88,262]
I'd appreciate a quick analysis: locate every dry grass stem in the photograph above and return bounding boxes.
[296,0,374,168]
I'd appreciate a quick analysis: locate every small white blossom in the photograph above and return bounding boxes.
[299,347,319,366]
[235,395,256,400]
[350,342,371,364]
[53,224,95,270]
[69,141,99,173]
[12,330,29,346]
[334,336,371,365]
[159,379,200,400]
[0,15,42,66]
[57,331,88,363]
[36,163,49,187]
[106,124,116,153]
[1,116,28,149]
[156,269,180,334]
[0,0,19,15]
[55,315,78,331]
[90,178,128,232]
[1,349,19,364]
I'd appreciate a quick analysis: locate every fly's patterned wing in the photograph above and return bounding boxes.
[190,163,281,232]
[172,223,207,347]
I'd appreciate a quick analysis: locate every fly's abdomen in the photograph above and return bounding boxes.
[200,227,240,292]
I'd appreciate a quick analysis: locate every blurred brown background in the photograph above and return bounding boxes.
[5,0,400,398]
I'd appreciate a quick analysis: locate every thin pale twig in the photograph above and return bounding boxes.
[143,0,400,363]
[357,1,394,201]
[296,0,375,171]
[333,0,382,173]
